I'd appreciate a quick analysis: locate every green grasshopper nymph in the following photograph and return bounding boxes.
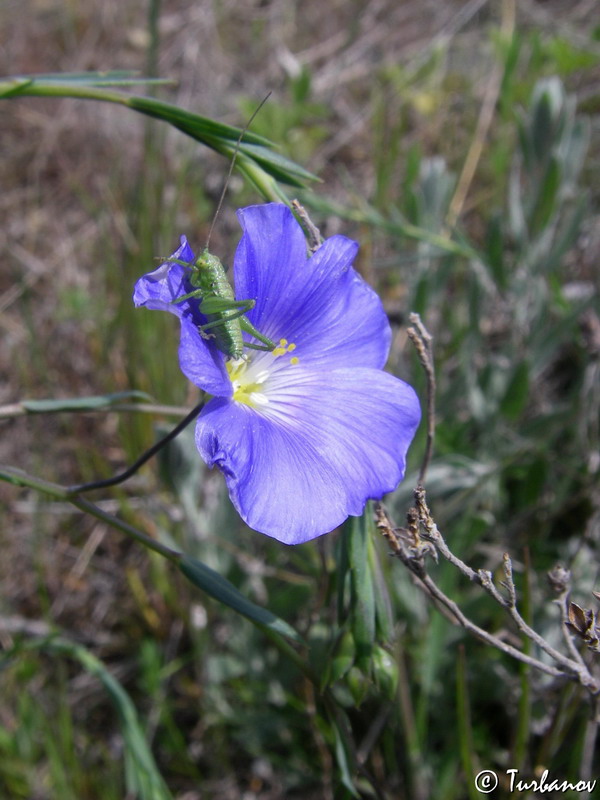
[169,247,276,361]
[166,93,277,361]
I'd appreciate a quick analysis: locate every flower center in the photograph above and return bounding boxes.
[226,339,298,408]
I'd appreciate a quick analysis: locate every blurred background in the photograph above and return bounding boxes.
[1,0,599,798]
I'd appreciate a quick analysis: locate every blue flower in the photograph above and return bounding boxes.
[134,203,421,544]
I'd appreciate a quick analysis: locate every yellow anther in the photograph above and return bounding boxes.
[279,338,288,346]
[272,347,287,357]
[287,343,296,352]
[290,356,299,366]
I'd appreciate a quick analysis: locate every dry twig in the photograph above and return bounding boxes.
[375,491,599,694]
[406,313,435,484]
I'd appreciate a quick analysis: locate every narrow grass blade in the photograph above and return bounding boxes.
[302,194,480,260]
[5,637,173,800]
[456,645,479,800]
[347,513,376,660]
[513,549,532,770]
[499,361,529,421]
[367,517,394,643]
[0,73,318,188]
[126,93,272,147]
[324,700,360,798]
[22,391,153,413]
[178,554,304,644]
[3,70,172,87]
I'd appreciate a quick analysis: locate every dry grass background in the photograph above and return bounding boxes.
[0,0,491,617]
[1,1,599,798]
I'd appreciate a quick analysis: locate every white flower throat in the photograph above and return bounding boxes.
[226,339,298,408]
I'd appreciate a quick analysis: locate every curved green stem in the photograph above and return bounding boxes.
[0,464,180,562]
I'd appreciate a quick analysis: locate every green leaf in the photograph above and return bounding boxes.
[233,141,318,185]
[291,67,312,104]
[126,94,271,147]
[4,70,172,87]
[542,194,587,274]
[7,637,173,800]
[328,707,360,797]
[0,77,33,98]
[370,543,394,643]
[484,215,508,290]
[562,117,590,186]
[335,521,351,624]
[329,632,356,684]
[345,665,371,707]
[503,458,548,509]
[178,554,304,644]
[303,193,478,260]
[456,647,479,800]
[0,72,318,190]
[371,645,399,700]
[497,31,521,112]
[514,554,533,769]
[360,511,394,643]
[508,157,527,243]
[544,37,600,76]
[346,513,376,658]
[531,88,556,167]
[528,154,561,235]
[22,391,153,413]
[499,361,530,421]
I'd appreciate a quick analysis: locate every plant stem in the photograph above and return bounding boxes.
[0,464,180,562]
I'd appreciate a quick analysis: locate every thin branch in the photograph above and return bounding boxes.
[418,572,566,680]
[406,314,435,484]
[0,464,180,562]
[375,502,566,680]
[501,552,517,607]
[560,600,590,668]
[413,487,478,581]
[375,494,599,693]
[66,399,204,494]
[415,487,598,690]
[547,565,588,667]
[477,567,594,683]
[292,199,323,252]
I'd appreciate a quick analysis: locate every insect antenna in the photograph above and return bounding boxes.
[154,94,271,272]
[204,91,272,252]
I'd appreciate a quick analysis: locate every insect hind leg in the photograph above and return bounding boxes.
[198,298,256,332]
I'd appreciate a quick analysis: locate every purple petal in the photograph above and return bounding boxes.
[133,235,196,318]
[195,368,421,544]
[178,316,231,397]
[134,236,230,396]
[234,204,309,328]
[234,204,391,369]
